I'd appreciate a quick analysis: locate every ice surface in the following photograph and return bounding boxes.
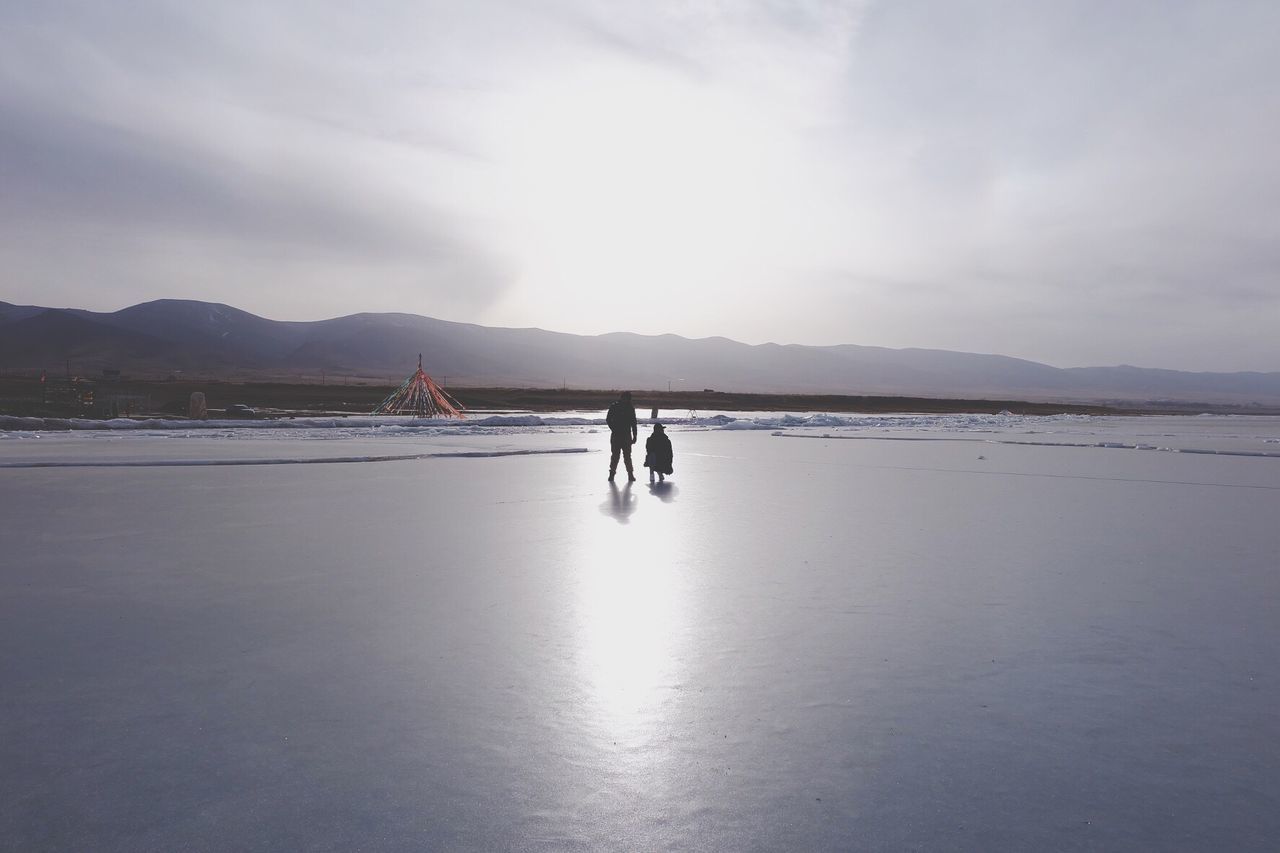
[2,416,1279,850]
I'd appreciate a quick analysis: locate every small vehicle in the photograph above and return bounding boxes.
[224,403,257,418]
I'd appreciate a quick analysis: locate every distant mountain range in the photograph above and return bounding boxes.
[3,298,1279,405]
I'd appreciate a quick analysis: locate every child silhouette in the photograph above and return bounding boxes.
[644,423,673,484]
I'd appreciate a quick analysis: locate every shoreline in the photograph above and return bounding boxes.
[3,375,1276,420]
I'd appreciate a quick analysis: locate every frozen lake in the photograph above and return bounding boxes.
[3,413,1279,850]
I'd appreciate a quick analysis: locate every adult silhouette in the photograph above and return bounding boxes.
[606,391,638,482]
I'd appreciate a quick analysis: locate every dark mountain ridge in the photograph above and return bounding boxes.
[2,298,1278,405]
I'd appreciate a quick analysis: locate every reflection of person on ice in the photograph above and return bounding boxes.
[606,391,637,482]
[645,423,673,483]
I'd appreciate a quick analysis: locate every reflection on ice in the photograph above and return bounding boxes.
[576,486,688,757]
[599,482,637,523]
[573,559,682,744]
[3,420,1280,849]
[647,481,678,503]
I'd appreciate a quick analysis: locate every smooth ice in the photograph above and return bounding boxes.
[2,417,1279,851]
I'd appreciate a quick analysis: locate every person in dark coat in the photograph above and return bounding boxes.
[606,391,638,482]
[644,423,673,483]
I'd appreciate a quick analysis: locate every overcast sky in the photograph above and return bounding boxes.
[2,1,1278,371]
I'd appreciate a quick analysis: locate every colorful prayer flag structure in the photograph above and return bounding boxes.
[372,355,465,419]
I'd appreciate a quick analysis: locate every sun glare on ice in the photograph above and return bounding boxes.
[571,491,691,753]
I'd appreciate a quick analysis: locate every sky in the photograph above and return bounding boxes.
[2,0,1278,372]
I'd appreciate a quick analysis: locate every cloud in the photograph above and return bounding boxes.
[0,1,514,318]
[1,0,1277,369]
[794,0,1280,368]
